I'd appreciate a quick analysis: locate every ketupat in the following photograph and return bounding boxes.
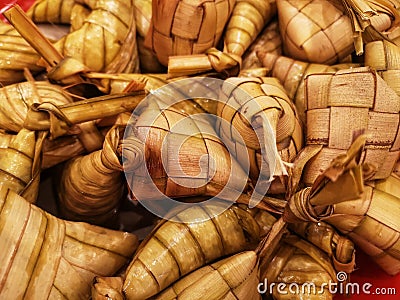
[277,0,400,64]
[133,0,165,73]
[27,0,76,24]
[0,129,45,203]
[122,202,261,299]
[289,221,355,273]
[217,76,303,194]
[223,0,277,57]
[153,251,261,300]
[256,52,360,125]
[28,0,140,73]
[0,24,44,85]
[23,90,145,138]
[122,86,285,211]
[57,126,125,226]
[303,67,400,185]
[242,20,282,70]
[167,0,277,77]
[0,186,138,299]
[144,0,235,66]
[261,235,339,299]
[0,80,72,133]
[365,39,400,96]
[284,135,400,275]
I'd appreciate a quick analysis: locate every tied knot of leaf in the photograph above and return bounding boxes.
[120,136,145,173]
[205,48,241,76]
[47,57,90,84]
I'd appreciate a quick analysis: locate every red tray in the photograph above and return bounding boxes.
[0,0,399,299]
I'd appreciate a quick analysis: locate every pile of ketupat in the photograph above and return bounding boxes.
[0,0,399,299]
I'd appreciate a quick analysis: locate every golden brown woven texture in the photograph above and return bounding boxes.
[223,0,277,57]
[261,235,338,299]
[166,0,277,77]
[134,0,165,73]
[284,136,400,275]
[277,0,354,64]
[303,67,400,185]
[276,0,399,64]
[32,0,140,73]
[0,129,45,204]
[257,52,360,125]
[0,127,104,170]
[27,0,76,24]
[122,202,261,299]
[58,126,125,226]
[365,39,400,96]
[0,186,138,299]
[122,94,286,211]
[341,0,400,54]
[217,77,303,194]
[242,19,282,70]
[85,72,221,115]
[289,222,356,273]
[0,81,72,133]
[0,24,44,85]
[23,91,145,138]
[156,251,261,300]
[144,0,235,66]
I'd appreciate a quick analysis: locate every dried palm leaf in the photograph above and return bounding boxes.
[261,235,338,299]
[41,126,111,169]
[0,129,46,203]
[277,0,399,64]
[0,24,44,85]
[144,0,235,66]
[257,52,361,125]
[0,186,138,299]
[284,135,400,275]
[70,2,91,31]
[92,277,124,300]
[303,67,400,185]
[58,126,125,226]
[121,202,261,299]
[242,19,282,70]
[0,80,72,133]
[365,39,400,96]
[25,0,140,73]
[217,77,303,194]
[154,251,261,300]
[289,222,356,273]
[238,67,269,77]
[341,0,400,54]
[223,0,277,57]
[84,72,170,94]
[23,90,145,138]
[167,0,278,77]
[57,0,140,73]
[134,0,165,73]
[27,0,76,24]
[41,135,86,169]
[122,93,286,212]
